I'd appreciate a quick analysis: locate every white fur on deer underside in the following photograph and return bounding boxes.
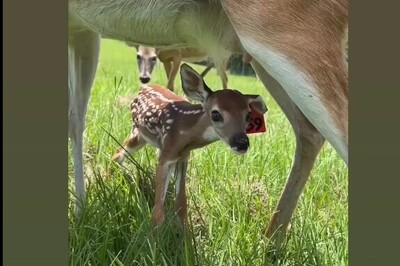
[240,37,348,163]
[139,132,159,149]
[69,0,190,46]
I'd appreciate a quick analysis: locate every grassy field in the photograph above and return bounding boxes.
[68,40,348,266]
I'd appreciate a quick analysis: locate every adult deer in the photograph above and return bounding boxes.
[68,0,348,249]
[112,64,267,227]
[132,44,228,91]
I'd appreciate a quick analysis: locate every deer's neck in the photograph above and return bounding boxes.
[178,108,220,154]
[198,113,219,143]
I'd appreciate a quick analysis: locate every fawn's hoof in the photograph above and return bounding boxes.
[111,153,124,164]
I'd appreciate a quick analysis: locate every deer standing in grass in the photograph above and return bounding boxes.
[133,45,229,91]
[112,64,267,226]
[69,0,348,249]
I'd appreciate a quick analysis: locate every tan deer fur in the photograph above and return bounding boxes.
[69,0,348,249]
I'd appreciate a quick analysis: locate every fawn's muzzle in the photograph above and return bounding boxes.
[229,133,249,154]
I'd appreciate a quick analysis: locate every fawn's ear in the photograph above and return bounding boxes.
[246,95,268,114]
[180,63,213,103]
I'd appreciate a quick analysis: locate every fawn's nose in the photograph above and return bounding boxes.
[140,76,151,83]
[229,133,249,154]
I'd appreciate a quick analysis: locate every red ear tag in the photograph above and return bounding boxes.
[246,107,267,134]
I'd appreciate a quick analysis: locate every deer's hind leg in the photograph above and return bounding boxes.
[112,127,146,164]
[174,156,189,228]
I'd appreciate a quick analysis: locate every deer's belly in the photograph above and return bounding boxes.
[69,0,191,47]
[138,129,161,149]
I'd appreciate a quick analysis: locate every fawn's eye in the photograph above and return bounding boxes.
[136,55,141,60]
[246,112,252,122]
[211,111,223,123]
[151,56,157,62]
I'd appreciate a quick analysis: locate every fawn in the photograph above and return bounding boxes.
[112,63,267,227]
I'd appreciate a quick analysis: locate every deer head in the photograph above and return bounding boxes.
[136,46,157,84]
[180,63,267,154]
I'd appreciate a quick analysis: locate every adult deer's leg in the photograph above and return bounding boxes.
[251,61,325,250]
[200,66,212,78]
[217,59,229,89]
[166,56,182,91]
[112,127,146,164]
[174,157,189,227]
[68,29,100,217]
[162,59,172,80]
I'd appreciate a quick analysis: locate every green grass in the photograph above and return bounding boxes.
[68,39,348,266]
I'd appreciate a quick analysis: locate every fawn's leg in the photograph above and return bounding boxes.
[152,160,176,227]
[174,157,189,227]
[112,127,146,164]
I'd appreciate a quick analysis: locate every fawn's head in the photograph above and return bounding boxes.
[136,46,157,84]
[180,63,268,154]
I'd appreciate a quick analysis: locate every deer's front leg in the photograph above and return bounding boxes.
[151,160,175,227]
[174,157,189,227]
[68,29,100,217]
[162,60,172,79]
[217,59,229,89]
[166,56,182,91]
